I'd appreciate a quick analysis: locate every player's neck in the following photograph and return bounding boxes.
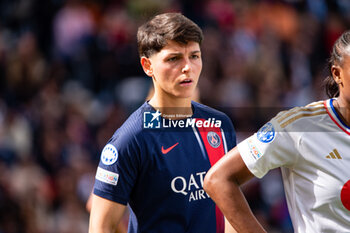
[333,97,350,126]
[149,94,193,119]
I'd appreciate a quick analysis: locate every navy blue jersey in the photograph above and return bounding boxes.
[93,101,236,233]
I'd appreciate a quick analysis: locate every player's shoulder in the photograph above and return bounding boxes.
[108,102,149,147]
[272,100,327,129]
[192,101,230,120]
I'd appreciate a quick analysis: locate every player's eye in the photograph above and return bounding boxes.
[167,56,179,62]
[190,54,200,59]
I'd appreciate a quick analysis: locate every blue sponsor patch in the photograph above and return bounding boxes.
[101,144,118,165]
[257,122,275,143]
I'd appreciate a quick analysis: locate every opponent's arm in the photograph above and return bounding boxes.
[204,147,266,233]
[89,194,127,233]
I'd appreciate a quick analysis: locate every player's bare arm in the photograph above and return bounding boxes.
[89,194,127,233]
[204,147,266,233]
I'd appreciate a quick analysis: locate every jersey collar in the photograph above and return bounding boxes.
[325,98,350,135]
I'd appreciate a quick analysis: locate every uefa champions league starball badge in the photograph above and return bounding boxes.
[257,122,275,143]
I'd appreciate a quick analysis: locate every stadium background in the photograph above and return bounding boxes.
[0,0,349,232]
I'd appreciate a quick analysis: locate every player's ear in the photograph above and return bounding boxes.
[331,65,342,85]
[141,57,153,77]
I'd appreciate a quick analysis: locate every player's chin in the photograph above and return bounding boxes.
[175,89,196,99]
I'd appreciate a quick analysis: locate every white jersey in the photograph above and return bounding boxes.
[238,99,350,233]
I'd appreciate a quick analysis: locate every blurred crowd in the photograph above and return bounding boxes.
[0,0,349,232]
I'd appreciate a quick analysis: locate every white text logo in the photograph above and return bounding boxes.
[171,171,210,202]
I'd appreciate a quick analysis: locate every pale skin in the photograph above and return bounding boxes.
[89,195,127,233]
[203,49,350,233]
[142,40,202,117]
[89,39,237,233]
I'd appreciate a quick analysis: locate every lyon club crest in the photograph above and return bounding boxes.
[207,131,221,148]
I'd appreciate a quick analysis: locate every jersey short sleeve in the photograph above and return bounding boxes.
[237,118,298,178]
[93,129,142,205]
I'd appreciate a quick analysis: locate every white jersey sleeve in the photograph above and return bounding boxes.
[237,100,350,232]
[237,117,298,178]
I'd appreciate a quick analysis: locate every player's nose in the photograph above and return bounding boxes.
[182,59,191,73]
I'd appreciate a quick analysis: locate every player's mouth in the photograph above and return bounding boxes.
[179,79,193,86]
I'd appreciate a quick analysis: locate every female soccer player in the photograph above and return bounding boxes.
[89,13,237,233]
[204,30,350,233]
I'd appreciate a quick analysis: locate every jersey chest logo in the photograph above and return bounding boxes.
[325,148,342,160]
[161,143,179,154]
[341,180,350,211]
[207,131,221,148]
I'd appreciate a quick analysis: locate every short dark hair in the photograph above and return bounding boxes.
[137,12,203,58]
[325,30,350,98]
